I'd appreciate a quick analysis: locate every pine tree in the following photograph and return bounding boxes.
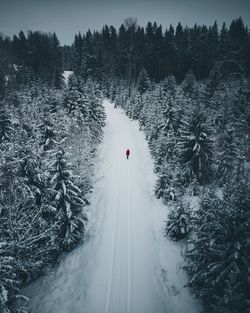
[164,27,178,77]
[64,81,80,114]
[203,66,223,101]
[0,243,20,313]
[85,80,105,141]
[54,70,63,89]
[155,161,174,200]
[143,85,168,149]
[51,33,63,88]
[181,70,197,96]
[50,148,87,250]
[76,86,90,122]
[0,105,11,143]
[154,160,184,202]
[137,68,150,95]
[161,75,176,98]
[18,148,44,206]
[165,202,192,241]
[187,178,250,313]
[230,80,250,158]
[0,70,6,99]
[229,18,248,47]
[64,75,89,121]
[47,90,62,114]
[178,108,213,185]
[39,116,57,151]
[114,81,129,108]
[127,90,142,120]
[73,33,83,75]
[216,126,239,186]
[154,124,176,172]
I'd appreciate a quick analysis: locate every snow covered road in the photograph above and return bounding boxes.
[23,100,201,313]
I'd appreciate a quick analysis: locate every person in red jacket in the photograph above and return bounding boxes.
[126,148,130,159]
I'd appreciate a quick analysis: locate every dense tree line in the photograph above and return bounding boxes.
[0,30,105,311]
[68,17,250,85]
[1,17,249,87]
[0,31,63,88]
[110,65,250,312]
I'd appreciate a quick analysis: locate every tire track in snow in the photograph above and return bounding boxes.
[127,159,132,313]
[104,156,122,313]
[105,154,132,313]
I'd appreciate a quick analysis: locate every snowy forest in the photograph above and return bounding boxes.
[0,16,250,313]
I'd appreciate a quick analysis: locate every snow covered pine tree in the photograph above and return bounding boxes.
[50,148,88,250]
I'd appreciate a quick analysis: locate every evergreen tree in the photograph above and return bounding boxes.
[175,22,184,51]
[73,33,83,75]
[154,124,176,172]
[125,90,141,119]
[85,80,105,141]
[155,161,175,200]
[50,148,87,250]
[16,145,46,211]
[203,66,223,102]
[137,68,150,95]
[230,80,250,151]
[165,202,192,241]
[161,75,176,98]
[216,126,239,186]
[164,26,178,77]
[0,105,11,143]
[181,70,197,96]
[51,33,63,88]
[54,70,63,89]
[0,243,20,313]
[229,18,248,47]
[64,75,89,120]
[178,108,213,185]
[187,178,250,313]
[0,70,6,99]
[39,116,57,151]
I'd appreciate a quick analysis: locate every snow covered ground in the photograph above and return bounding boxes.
[22,100,201,313]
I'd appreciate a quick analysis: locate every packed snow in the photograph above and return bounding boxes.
[22,100,201,313]
[62,70,73,86]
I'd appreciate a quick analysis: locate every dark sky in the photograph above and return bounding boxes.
[0,0,250,45]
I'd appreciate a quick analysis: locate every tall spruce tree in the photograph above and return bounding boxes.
[0,70,6,99]
[50,148,87,250]
[0,105,11,143]
[178,108,213,185]
[216,126,239,186]
[165,202,192,241]
[39,116,57,151]
[137,68,150,95]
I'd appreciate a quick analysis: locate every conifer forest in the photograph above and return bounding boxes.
[0,15,250,313]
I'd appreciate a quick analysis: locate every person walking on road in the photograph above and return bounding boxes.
[126,148,130,160]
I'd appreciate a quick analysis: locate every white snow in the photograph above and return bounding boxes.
[62,70,73,86]
[22,100,201,313]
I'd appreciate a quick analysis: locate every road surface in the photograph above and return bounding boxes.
[23,100,201,313]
